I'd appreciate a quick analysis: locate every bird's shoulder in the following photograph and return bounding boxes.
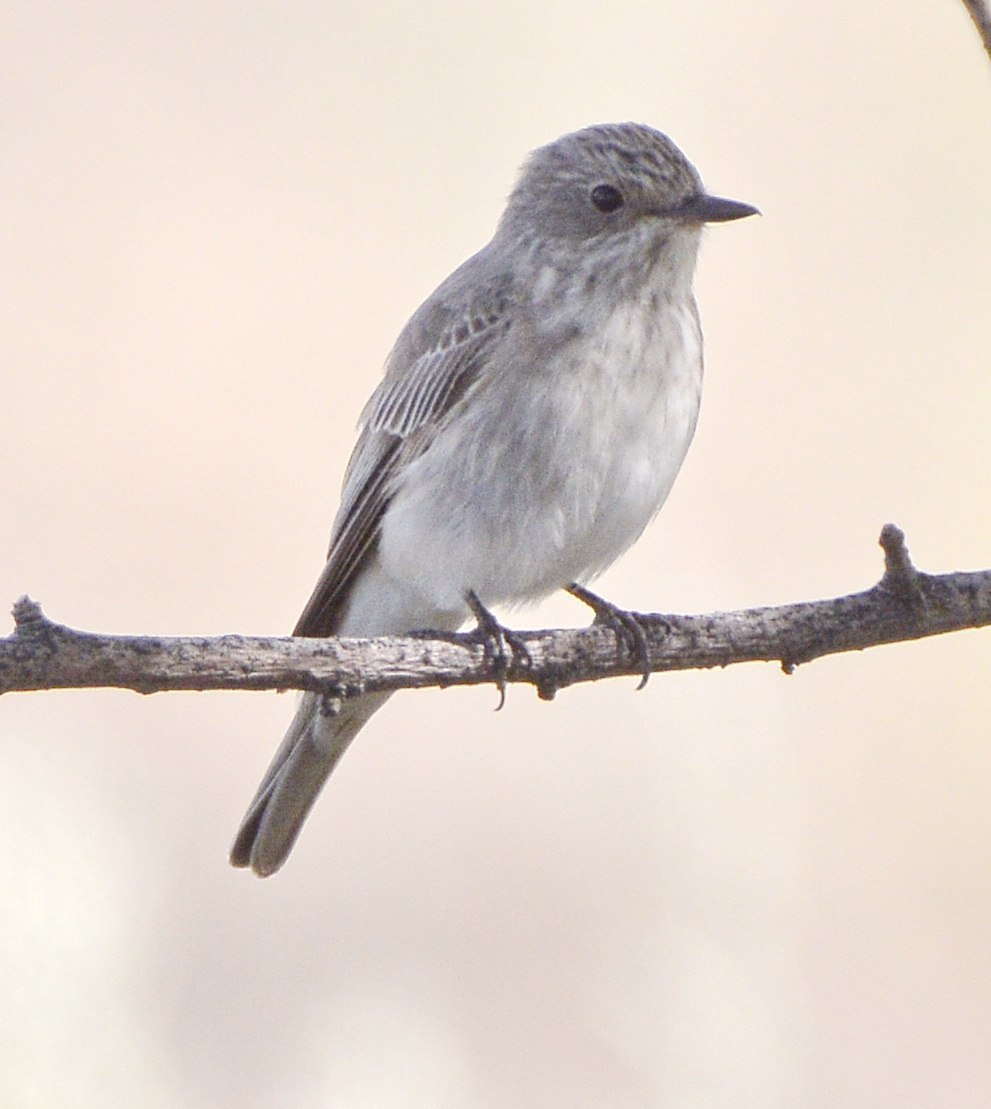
[361,246,518,438]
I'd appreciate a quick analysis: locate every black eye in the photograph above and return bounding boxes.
[590,184,624,213]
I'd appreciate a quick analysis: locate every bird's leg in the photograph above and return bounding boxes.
[567,583,654,690]
[465,591,532,710]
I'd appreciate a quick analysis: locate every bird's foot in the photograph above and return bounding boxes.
[466,591,531,710]
[567,583,655,689]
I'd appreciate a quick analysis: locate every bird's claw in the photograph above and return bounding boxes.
[466,591,531,709]
[567,583,654,689]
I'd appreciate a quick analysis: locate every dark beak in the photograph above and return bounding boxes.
[669,193,759,224]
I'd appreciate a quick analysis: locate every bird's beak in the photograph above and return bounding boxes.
[669,194,760,224]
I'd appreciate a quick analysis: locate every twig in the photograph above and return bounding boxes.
[963,0,991,62]
[2,526,989,702]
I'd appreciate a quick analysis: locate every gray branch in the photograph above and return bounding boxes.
[2,526,989,703]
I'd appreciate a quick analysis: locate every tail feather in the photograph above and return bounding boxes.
[230,690,390,876]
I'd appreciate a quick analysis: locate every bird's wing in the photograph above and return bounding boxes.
[293,271,512,636]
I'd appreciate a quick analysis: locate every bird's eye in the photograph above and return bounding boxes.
[590,184,624,213]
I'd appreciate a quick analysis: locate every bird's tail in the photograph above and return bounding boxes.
[230,689,390,876]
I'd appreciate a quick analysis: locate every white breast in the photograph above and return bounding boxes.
[552,294,703,581]
[377,290,703,615]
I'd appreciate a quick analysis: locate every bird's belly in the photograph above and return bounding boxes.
[379,299,702,613]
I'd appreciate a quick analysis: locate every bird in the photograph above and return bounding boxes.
[231,122,757,876]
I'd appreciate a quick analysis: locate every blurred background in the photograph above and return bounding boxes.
[2,2,990,1105]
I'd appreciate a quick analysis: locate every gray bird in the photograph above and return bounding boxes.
[231,122,756,876]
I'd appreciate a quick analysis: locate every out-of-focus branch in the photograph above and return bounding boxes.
[2,526,989,703]
[963,0,991,61]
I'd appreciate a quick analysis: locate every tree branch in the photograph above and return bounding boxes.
[962,0,991,62]
[2,526,989,703]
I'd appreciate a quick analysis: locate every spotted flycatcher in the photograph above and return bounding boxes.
[231,122,757,875]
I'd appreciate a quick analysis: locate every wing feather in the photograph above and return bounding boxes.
[294,269,512,637]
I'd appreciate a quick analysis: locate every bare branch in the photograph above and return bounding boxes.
[2,526,989,703]
[963,0,991,61]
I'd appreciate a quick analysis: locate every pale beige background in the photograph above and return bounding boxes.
[3,3,991,1107]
